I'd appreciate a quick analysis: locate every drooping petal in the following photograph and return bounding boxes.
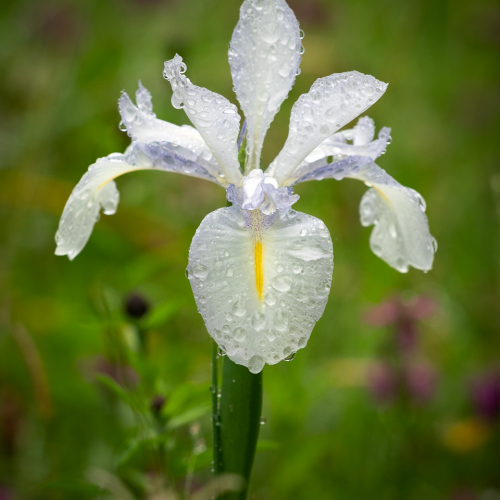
[268,72,388,185]
[284,117,391,185]
[296,161,436,272]
[164,55,243,186]
[229,0,302,171]
[55,137,224,260]
[187,206,333,373]
[119,84,228,185]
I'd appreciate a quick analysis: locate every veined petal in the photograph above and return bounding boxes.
[229,0,302,171]
[268,72,388,185]
[297,160,436,272]
[164,55,243,186]
[286,117,391,185]
[55,136,224,260]
[119,84,227,185]
[187,206,333,373]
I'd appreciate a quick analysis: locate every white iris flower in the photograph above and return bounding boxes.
[55,0,436,374]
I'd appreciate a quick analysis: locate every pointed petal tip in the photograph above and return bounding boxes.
[163,54,186,81]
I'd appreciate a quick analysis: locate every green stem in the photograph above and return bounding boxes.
[216,355,263,500]
[212,341,221,475]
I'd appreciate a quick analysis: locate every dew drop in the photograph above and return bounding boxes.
[263,329,276,342]
[248,355,265,374]
[251,311,266,331]
[233,327,247,341]
[232,296,247,317]
[298,336,307,348]
[193,262,209,278]
[265,292,277,306]
[271,274,292,292]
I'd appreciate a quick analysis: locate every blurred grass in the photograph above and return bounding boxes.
[0,0,499,498]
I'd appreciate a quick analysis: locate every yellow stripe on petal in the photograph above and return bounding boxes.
[187,206,333,372]
[255,239,264,302]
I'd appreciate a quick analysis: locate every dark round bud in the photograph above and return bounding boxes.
[150,395,167,414]
[124,293,150,319]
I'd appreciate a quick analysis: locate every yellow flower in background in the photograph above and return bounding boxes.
[55,0,436,373]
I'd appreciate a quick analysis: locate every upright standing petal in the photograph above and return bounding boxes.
[187,206,333,373]
[164,55,243,186]
[295,160,436,272]
[268,72,388,185]
[229,0,302,171]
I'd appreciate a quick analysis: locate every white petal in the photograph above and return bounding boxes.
[296,160,436,272]
[187,206,333,373]
[229,0,302,171]
[164,55,243,186]
[55,134,226,260]
[288,118,391,185]
[55,156,134,260]
[268,72,388,185]
[119,84,227,185]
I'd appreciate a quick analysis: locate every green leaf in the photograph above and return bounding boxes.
[166,403,211,430]
[95,374,136,408]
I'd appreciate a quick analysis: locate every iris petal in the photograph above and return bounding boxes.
[287,117,391,185]
[268,72,388,185]
[229,0,302,171]
[295,160,436,272]
[164,55,243,186]
[187,205,333,373]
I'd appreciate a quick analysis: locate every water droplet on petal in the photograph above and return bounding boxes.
[233,327,247,341]
[248,355,265,374]
[193,262,209,278]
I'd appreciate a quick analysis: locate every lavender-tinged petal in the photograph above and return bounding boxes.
[268,72,388,185]
[118,83,225,184]
[55,141,221,260]
[285,118,391,185]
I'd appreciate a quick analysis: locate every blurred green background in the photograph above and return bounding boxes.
[0,0,499,498]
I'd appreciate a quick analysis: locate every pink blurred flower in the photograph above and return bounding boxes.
[364,294,437,352]
[470,370,500,421]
